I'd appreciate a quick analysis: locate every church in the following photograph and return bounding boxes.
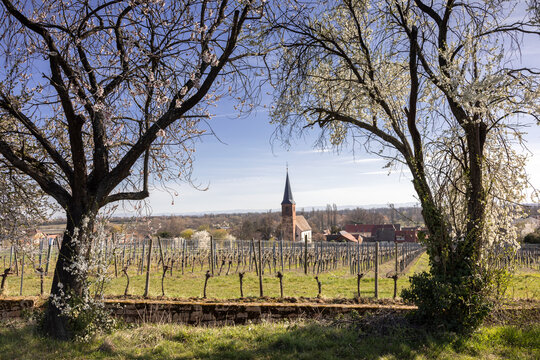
[281,171,312,243]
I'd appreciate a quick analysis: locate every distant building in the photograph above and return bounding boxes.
[295,215,312,243]
[344,223,422,242]
[395,227,422,242]
[281,170,312,243]
[326,230,360,243]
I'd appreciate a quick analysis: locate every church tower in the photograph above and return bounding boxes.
[281,170,296,241]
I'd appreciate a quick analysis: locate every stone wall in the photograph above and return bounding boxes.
[105,300,415,325]
[2,298,538,327]
[0,298,36,319]
[0,297,414,325]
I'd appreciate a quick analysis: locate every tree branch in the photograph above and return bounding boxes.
[0,139,70,207]
[308,108,408,156]
[103,189,149,205]
[0,94,73,179]
[96,5,251,203]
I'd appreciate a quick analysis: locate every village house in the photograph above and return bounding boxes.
[344,223,423,242]
[325,230,360,243]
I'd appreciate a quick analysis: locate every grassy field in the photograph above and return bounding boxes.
[1,252,539,300]
[1,252,539,359]
[0,319,538,360]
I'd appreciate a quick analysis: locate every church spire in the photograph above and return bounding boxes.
[281,169,295,205]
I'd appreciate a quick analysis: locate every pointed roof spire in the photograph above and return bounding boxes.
[281,168,295,205]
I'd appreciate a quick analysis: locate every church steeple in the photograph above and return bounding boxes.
[281,171,295,205]
[281,169,296,241]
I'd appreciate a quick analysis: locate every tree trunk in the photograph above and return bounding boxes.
[409,158,449,277]
[460,122,487,267]
[42,205,94,340]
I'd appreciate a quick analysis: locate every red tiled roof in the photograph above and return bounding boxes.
[345,224,399,234]
[339,230,360,243]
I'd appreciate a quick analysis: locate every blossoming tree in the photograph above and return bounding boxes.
[0,0,265,339]
[268,0,540,329]
[0,165,49,249]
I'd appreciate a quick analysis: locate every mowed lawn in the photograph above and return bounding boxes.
[2,252,539,301]
[0,319,538,360]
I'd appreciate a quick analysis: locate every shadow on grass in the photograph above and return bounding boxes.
[1,314,539,360]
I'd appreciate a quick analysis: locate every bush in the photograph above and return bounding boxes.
[402,270,492,333]
[180,229,194,240]
[210,228,228,240]
[156,231,173,238]
[523,232,540,244]
[39,294,116,342]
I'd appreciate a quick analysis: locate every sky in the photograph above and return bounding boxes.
[145,108,422,215]
[141,5,540,216]
[144,99,540,216]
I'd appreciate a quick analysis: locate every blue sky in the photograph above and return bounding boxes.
[145,102,540,215]
[146,109,421,214]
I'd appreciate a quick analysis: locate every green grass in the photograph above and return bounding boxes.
[1,252,430,299]
[506,273,540,300]
[0,319,538,359]
[1,252,539,301]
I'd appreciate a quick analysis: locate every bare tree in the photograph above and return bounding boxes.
[0,0,265,339]
[268,0,539,329]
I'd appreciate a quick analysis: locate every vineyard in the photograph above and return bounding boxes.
[0,237,539,300]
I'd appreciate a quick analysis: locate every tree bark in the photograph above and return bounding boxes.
[460,121,487,267]
[42,204,94,340]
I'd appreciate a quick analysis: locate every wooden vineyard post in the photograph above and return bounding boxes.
[181,239,186,275]
[113,249,118,278]
[122,242,126,269]
[248,239,253,272]
[210,236,214,276]
[143,236,153,298]
[304,234,308,275]
[280,237,284,272]
[272,242,275,274]
[251,238,258,276]
[374,242,379,299]
[133,237,137,264]
[157,236,165,269]
[45,240,52,275]
[356,240,360,274]
[258,238,264,297]
[347,242,351,271]
[13,249,18,276]
[394,242,399,299]
[140,240,146,275]
[38,239,43,271]
[37,267,44,296]
[19,251,25,296]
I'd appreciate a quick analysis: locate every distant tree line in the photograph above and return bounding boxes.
[44,205,426,241]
